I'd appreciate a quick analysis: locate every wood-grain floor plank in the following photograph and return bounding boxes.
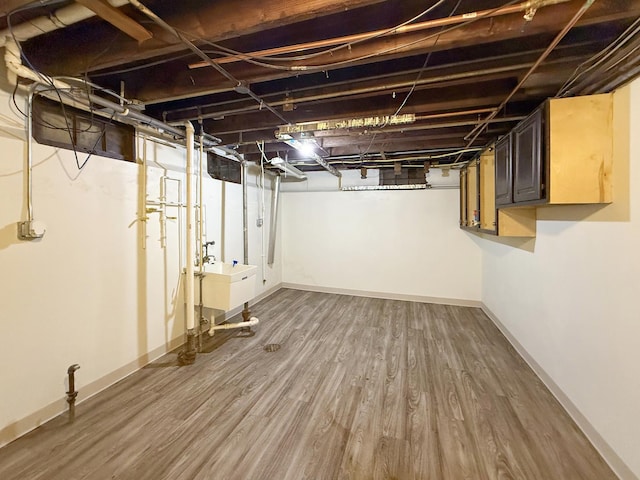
[0,290,617,480]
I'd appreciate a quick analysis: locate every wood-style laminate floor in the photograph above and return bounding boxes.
[0,289,616,480]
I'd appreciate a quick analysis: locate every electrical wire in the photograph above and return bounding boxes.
[556,16,640,96]
[318,147,482,165]
[392,0,463,118]
[89,52,199,77]
[296,0,524,72]
[177,0,523,74]
[456,0,596,164]
[354,0,464,165]
[127,0,289,125]
[195,0,448,64]
[7,1,124,171]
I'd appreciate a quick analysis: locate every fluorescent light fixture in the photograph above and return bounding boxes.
[280,137,341,177]
[272,161,307,180]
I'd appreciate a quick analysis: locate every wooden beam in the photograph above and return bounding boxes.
[26,0,388,75]
[124,0,640,104]
[75,0,152,42]
[1,0,39,15]
[187,0,572,68]
[202,79,519,135]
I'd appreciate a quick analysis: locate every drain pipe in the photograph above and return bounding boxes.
[209,317,259,336]
[241,160,253,325]
[206,159,260,337]
[267,174,281,265]
[66,364,80,420]
[197,126,206,351]
[178,121,197,365]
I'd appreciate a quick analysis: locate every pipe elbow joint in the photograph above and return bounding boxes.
[67,364,80,374]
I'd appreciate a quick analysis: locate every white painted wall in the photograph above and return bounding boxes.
[281,172,482,303]
[480,79,640,479]
[0,90,281,446]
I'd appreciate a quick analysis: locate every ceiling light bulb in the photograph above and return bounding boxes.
[270,156,284,165]
[298,141,316,157]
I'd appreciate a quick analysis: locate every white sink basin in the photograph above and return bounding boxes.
[196,263,257,311]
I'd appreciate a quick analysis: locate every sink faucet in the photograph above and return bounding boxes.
[203,240,216,264]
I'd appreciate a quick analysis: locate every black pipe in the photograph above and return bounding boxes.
[66,364,80,419]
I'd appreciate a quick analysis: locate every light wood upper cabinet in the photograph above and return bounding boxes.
[547,94,612,204]
[460,146,535,237]
[479,148,496,231]
[459,92,616,241]
[459,161,478,228]
[497,93,613,207]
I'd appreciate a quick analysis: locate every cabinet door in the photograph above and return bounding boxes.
[459,169,468,227]
[495,135,512,206]
[467,161,478,227]
[479,148,496,231]
[513,108,544,203]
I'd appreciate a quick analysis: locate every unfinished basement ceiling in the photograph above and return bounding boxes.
[3,0,640,173]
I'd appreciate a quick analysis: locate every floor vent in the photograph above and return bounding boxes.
[264,344,281,353]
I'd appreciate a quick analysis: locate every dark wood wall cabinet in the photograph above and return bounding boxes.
[460,93,614,238]
[460,146,536,238]
[495,93,613,207]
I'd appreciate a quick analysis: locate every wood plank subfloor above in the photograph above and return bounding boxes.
[0,290,616,480]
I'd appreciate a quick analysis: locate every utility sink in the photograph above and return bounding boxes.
[196,263,257,311]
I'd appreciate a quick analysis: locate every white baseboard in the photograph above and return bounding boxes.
[282,282,482,307]
[0,336,185,449]
[0,285,285,449]
[481,303,637,480]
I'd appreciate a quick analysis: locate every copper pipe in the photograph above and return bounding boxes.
[367,115,526,134]
[128,0,289,125]
[189,0,572,69]
[415,108,496,122]
[174,64,531,122]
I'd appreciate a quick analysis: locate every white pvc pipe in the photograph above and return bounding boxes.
[208,317,259,336]
[141,134,147,250]
[0,0,130,47]
[198,129,205,273]
[184,121,195,332]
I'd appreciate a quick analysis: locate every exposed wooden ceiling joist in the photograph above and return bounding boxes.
[5,0,638,169]
[24,0,390,75]
[75,0,153,43]
[90,0,640,104]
